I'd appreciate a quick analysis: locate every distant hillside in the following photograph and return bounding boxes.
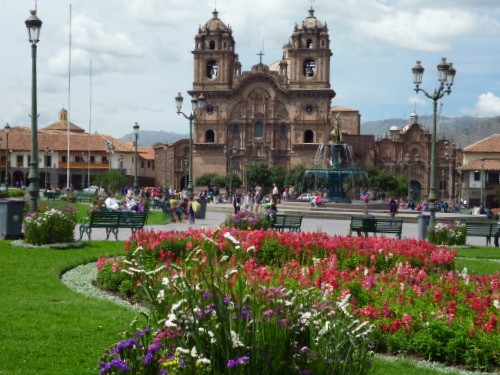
[119,130,188,147]
[362,115,500,148]
[123,117,500,149]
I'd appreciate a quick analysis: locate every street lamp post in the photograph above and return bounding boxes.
[133,122,140,196]
[81,152,85,191]
[480,157,485,206]
[163,142,168,195]
[119,155,123,172]
[25,9,42,212]
[5,123,10,187]
[175,92,205,196]
[44,146,50,192]
[244,159,248,192]
[224,146,237,197]
[412,58,456,230]
[106,141,115,172]
[441,169,445,201]
[404,153,419,204]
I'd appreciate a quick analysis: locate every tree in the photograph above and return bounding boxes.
[195,173,220,190]
[247,163,272,192]
[284,164,307,194]
[94,171,128,194]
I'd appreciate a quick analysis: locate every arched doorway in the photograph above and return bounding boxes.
[410,180,422,202]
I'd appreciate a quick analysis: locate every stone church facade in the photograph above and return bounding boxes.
[184,8,339,186]
[157,7,462,203]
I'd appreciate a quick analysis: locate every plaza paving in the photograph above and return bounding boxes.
[76,201,491,247]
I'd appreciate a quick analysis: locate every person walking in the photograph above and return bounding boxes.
[233,189,242,214]
[389,198,398,224]
[187,196,196,225]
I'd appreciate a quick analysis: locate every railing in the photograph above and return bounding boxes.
[58,161,110,170]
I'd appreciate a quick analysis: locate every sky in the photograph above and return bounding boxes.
[1,0,500,140]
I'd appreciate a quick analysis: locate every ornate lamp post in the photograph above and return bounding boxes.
[163,142,168,195]
[133,122,140,196]
[106,141,115,172]
[244,159,248,192]
[44,146,50,192]
[81,152,85,191]
[224,146,237,197]
[25,9,42,212]
[480,157,485,206]
[412,58,456,230]
[119,155,123,172]
[404,153,419,201]
[5,123,10,187]
[175,92,205,196]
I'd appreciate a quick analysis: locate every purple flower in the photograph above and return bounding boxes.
[227,356,250,368]
[203,292,211,299]
[99,358,130,374]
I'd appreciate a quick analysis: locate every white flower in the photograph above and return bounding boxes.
[157,289,165,302]
[171,299,186,312]
[191,346,198,358]
[162,277,170,286]
[176,347,190,355]
[230,330,244,348]
[223,231,240,245]
[196,358,211,366]
[493,300,500,309]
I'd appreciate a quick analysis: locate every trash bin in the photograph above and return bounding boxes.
[0,199,25,239]
[195,198,208,219]
[418,213,430,239]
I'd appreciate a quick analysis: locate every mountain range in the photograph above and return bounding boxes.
[120,115,500,149]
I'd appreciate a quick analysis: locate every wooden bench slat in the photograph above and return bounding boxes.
[271,214,302,232]
[350,217,403,239]
[466,222,494,246]
[79,211,147,240]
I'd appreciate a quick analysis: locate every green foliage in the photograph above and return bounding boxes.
[284,164,307,195]
[428,221,466,246]
[0,188,25,199]
[195,172,219,189]
[364,165,402,196]
[247,162,272,192]
[256,237,292,266]
[94,171,127,192]
[23,204,77,245]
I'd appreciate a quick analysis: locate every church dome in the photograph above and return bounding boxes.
[201,9,230,32]
[297,8,326,30]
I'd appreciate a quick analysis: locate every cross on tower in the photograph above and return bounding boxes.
[309,0,315,8]
[257,51,264,64]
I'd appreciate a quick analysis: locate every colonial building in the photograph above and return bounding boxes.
[460,134,500,208]
[1,109,155,190]
[373,112,459,202]
[174,7,338,187]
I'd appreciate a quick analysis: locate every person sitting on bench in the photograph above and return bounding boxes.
[357,209,374,237]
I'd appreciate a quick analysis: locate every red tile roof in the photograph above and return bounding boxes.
[460,159,500,171]
[463,134,500,153]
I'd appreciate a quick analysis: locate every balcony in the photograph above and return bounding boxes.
[57,161,110,170]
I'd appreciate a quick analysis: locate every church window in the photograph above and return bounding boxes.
[209,40,216,50]
[205,130,215,143]
[206,105,214,114]
[232,123,240,135]
[306,39,313,48]
[207,60,218,79]
[280,124,287,136]
[304,130,314,143]
[254,122,264,138]
[305,104,313,113]
[303,59,316,77]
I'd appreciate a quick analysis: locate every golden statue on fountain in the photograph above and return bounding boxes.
[330,113,343,144]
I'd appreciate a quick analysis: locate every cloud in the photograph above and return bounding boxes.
[475,92,500,117]
[408,96,428,108]
[354,7,500,52]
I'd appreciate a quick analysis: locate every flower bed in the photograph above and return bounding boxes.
[97,228,500,373]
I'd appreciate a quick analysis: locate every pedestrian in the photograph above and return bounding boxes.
[389,198,398,223]
[187,196,196,225]
[254,187,263,213]
[233,189,242,214]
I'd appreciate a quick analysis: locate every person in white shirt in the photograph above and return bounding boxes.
[125,193,138,211]
[105,192,120,211]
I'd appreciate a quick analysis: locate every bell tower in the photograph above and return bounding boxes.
[284,7,332,89]
[192,9,237,91]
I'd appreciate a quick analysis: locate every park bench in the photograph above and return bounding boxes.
[43,191,61,200]
[465,222,500,246]
[270,214,303,232]
[79,210,148,241]
[76,192,95,202]
[349,217,403,239]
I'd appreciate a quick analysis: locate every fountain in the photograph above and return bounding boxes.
[301,114,368,203]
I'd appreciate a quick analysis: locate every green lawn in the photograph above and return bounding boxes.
[0,235,498,374]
